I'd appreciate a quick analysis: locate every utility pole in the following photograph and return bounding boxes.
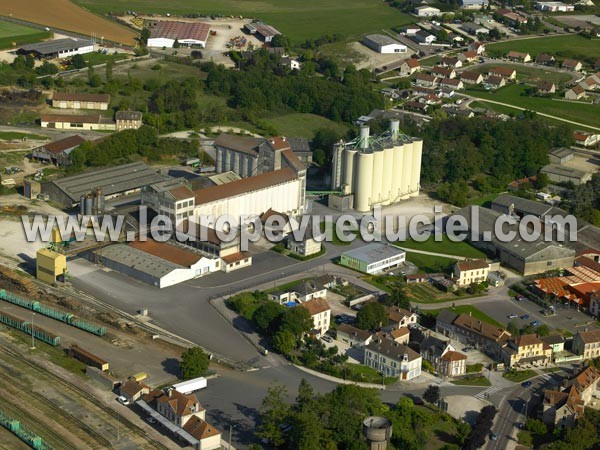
[228,423,235,450]
[30,312,35,350]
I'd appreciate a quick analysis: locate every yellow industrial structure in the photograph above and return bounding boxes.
[330,121,423,212]
[36,248,67,284]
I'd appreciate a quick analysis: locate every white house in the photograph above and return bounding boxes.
[362,34,407,54]
[415,5,441,16]
[300,297,331,337]
[364,338,422,380]
[453,259,490,286]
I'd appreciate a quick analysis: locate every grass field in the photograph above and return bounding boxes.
[427,305,503,328]
[466,84,600,129]
[0,0,137,45]
[451,375,492,386]
[405,252,457,274]
[72,0,415,43]
[397,235,487,259]
[0,21,52,50]
[0,131,48,140]
[485,35,600,63]
[503,369,536,383]
[263,113,349,139]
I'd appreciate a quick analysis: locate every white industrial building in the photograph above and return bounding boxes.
[362,34,407,54]
[147,21,211,48]
[18,38,93,59]
[340,243,406,274]
[415,5,441,16]
[330,121,423,212]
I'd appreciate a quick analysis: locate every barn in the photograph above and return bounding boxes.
[362,34,407,54]
[18,38,93,59]
[147,21,211,48]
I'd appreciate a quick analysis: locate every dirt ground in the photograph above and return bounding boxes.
[349,41,407,71]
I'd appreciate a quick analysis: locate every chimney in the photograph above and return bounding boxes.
[359,125,370,150]
[282,136,286,141]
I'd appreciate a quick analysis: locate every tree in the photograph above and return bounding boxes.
[423,384,440,405]
[71,54,86,69]
[455,420,471,446]
[279,306,312,336]
[105,60,113,82]
[525,418,547,435]
[256,385,290,447]
[140,28,151,44]
[356,302,387,330]
[273,329,296,355]
[253,302,284,335]
[312,127,345,166]
[179,347,209,380]
[535,324,550,337]
[507,320,520,337]
[173,38,181,48]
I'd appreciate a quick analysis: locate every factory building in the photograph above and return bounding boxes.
[330,121,423,212]
[147,21,211,48]
[243,23,281,43]
[215,134,309,179]
[42,162,166,207]
[362,34,407,54]
[340,243,406,274]
[18,38,93,59]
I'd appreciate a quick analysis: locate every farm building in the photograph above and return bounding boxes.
[52,92,110,110]
[549,148,574,164]
[40,113,116,131]
[340,243,406,274]
[461,22,489,35]
[540,164,592,186]
[115,110,143,131]
[17,37,93,59]
[31,135,86,166]
[244,23,281,43]
[147,21,211,48]
[415,5,441,16]
[41,161,165,207]
[362,34,407,54]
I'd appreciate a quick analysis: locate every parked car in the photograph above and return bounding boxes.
[515,296,526,302]
[322,336,332,343]
[117,396,130,405]
[521,314,529,320]
[490,432,498,441]
[508,314,518,319]
[146,417,157,424]
[531,320,541,326]
[522,381,532,388]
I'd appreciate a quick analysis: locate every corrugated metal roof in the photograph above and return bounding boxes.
[20,38,92,55]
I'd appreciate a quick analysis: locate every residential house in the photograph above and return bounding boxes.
[31,135,86,166]
[435,310,511,358]
[453,259,490,287]
[460,0,489,8]
[286,234,322,257]
[542,366,600,428]
[469,42,486,55]
[591,294,600,318]
[388,327,410,344]
[440,57,462,68]
[419,335,466,376]
[536,53,556,65]
[461,22,489,35]
[268,279,327,304]
[574,131,599,147]
[415,73,438,88]
[336,324,373,347]
[406,101,429,113]
[440,351,468,377]
[535,1,575,11]
[488,67,517,80]
[414,30,437,44]
[300,297,331,336]
[115,110,143,131]
[142,389,222,450]
[486,76,506,89]
[580,75,600,91]
[385,306,418,329]
[432,66,457,79]
[507,51,532,63]
[364,338,422,380]
[496,9,528,26]
[537,81,556,94]
[502,333,552,367]
[461,71,484,85]
[445,106,475,118]
[418,93,441,105]
[399,58,421,76]
[440,78,464,90]
[562,59,583,72]
[459,50,479,63]
[573,329,600,359]
[542,335,565,358]
[565,85,586,100]
[119,380,150,403]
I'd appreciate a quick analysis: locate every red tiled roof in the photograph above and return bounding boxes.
[183,415,221,440]
[168,185,194,201]
[442,350,467,361]
[38,135,86,154]
[40,113,103,124]
[130,239,204,267]
[300,297,330,316]
[456,259,488,271]
[406,58,420,68]
[151,21,210,42]
[489,67,516,77]
[53,92,110,103]
[221,251,251,264]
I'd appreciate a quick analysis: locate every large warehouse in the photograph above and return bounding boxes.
[147,21,211,48]
[330,121,423,212]
[362,34,407,54]
[340,243,406,274]
[18,38,93,59]
[42,162,166,207]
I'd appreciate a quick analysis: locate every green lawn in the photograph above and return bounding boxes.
[404,252,457,274]
[466,84,600,129]
[73,0,415,43]
[0,22,52,50]
[0,131,48,141]
[470,63,572,87]
[485,34,600,64]
[345,364,397,385]
[262,113,348,139]
[397,235,487,259]
[451,375,492,386]
[503,369,536,383]
[82,51,130,67]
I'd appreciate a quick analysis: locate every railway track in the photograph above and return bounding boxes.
[0,342,170,450]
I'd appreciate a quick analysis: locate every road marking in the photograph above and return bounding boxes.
[475,386,502,399]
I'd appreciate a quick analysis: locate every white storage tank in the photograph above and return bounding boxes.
[355,151,374,212]
[391,144,403,203]
[371,149,384,206]
[381,145,394,205]
[401,141,413,198]
[410,138,423,196]
[344,148,357,189]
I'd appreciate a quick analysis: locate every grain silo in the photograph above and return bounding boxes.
[354,128,374,212]
[371,148,384,206]
[381,143,394,205]
[344,147,357,189]
[401,140,413,198]
[409,138,423,196]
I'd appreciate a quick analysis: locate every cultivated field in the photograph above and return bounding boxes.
[486,35,600,63]
[0,21,52,50]
[0,0,137,46]
[73,0,415,43]
[263,113,349,139]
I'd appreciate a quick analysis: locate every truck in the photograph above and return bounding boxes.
[172,376,207,394]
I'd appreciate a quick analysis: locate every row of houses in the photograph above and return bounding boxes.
[565,71,600,100]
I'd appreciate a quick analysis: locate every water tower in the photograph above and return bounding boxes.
[363,416,393,450]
